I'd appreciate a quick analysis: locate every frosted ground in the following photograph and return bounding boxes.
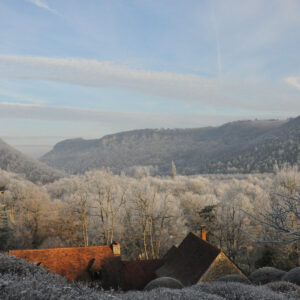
[1,254,300,300]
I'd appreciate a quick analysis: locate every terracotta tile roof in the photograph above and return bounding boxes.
[155,232,221,286]
[9,245,117,281]
[121,259,165,291]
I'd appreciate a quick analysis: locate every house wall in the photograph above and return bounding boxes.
[100,258,165,291]
[121,259,165,291]
[199,252,246,282]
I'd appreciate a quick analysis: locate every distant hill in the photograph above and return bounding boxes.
[0,138,64,183]
[40,117,300,175]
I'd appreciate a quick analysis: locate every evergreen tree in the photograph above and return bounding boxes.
[273,161,279,175]
[171,161,176,178]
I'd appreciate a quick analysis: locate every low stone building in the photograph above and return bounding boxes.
[156,231,247,285]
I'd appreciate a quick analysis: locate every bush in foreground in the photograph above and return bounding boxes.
[282,267,300,285]
[124,288,225,300]
[1,254,299,299]
[250,267,286,285]
[143,277,183,291]
[215,274,251,284]
[190,282,287,300]
[0,254,111,300]
[265,281,300,298]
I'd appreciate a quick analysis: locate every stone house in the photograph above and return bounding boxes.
[156,231,247,285]
[9,231,246,288]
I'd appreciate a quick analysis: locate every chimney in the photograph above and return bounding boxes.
[110,241,120,256]
[201,227,206,241]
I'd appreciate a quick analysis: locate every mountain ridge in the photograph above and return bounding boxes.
[40,118,299,175]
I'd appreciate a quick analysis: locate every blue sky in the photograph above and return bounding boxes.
[0,0,300,157]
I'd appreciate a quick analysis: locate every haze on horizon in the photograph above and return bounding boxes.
[0,0,300,157]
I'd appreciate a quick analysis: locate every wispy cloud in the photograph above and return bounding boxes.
[0,54,218,102]
[27,0,59,15]
[0,54,299,112]
[0,102,259,129]
[285,77,300,90]
[0,88,45,104]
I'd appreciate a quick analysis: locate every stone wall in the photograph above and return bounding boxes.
[199,251,246,282]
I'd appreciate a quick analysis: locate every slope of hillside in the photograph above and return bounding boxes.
[202,116,300,173]
[40,118,298,175]
[0,138,64,183]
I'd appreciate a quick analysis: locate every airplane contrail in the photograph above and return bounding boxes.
[211,1,222,80]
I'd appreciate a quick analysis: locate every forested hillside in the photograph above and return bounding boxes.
[40,118,300,175]
[0,139,64,183]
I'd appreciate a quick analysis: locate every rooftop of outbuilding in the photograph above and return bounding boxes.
[9,245,117,281]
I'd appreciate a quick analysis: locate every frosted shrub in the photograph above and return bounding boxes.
[250,267,286,285]
[216,274,251,284]
[0,254,52,278]
[0,272,113,300]
[144,277,183,291]
[282,267,300,286]
[265,281,300,298]
[0,254,112,300]
[191,282,286,300]
[124,288,225,300]
[1,254,298,299]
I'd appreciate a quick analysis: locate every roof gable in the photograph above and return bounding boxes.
[199,251,247,282]
[9,245,115,281]
[156,232,221,286]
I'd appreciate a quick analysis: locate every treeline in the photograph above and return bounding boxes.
[1,165,300,274]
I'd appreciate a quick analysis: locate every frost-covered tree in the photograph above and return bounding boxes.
[87,170,127,245]
[122,178,183,259]
[244,165,300,269]
[273,161,279,175]
[171,161,176,179]
[252,165,300,243]
[213,183,252,262]
[71,185,90,247]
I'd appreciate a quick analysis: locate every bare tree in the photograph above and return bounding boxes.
[249,192,300,243]
[87,170,127,245]
[123,179,180,260]
[252,164,300,243]
[171,161,177,179]
[71,184,90,247]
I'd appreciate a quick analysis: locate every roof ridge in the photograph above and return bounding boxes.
[10,245,111,252]
[186,232,221,253]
